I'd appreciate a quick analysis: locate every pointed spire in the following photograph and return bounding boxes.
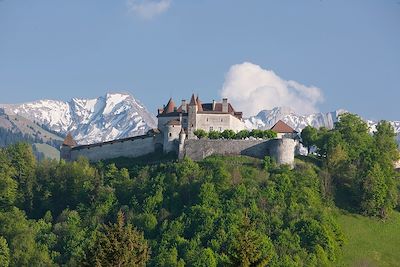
[189,94,197,106]
[163,98,176,114]
[63,133,77,147]
[196,95,203,111]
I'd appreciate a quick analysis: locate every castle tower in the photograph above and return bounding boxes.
[187,93,198,139]
[60,133,77,161]
[163,119,182,153]
[178,128,186,159]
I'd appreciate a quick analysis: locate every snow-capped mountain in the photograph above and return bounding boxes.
[1,93,157,145]
[244,107,347,132]
[244,107,400,145]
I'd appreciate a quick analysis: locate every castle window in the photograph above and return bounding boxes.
[206,118,209,122]
[169,133,172,137]
[210,126,213,131]
[221,118,223,122]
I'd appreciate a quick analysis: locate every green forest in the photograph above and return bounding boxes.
[0,113,399,266]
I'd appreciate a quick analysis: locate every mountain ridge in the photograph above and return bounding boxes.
[0,93,157,144]
[1,94,399,146]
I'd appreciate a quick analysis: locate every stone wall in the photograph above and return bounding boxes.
[70,135,155,162]
[181,138,296,166]
[267,138,296,167]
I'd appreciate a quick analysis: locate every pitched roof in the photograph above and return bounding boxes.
[163,98,176,114]
[200,103,235,113]
[196,96,203,111]
[270,120,297,133]
[63,133,77,147]
[189,94,197,106]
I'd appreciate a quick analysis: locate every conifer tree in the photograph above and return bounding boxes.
[84,210,150,267]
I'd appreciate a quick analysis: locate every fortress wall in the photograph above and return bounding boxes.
[182,139,270,161]
[70,136,155,162]
[267,138,296,167]
[182,138,296,166]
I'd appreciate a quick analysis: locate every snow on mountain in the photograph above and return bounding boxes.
[244,107,348,132]
[1,93,157,145]
[244,107,400,145]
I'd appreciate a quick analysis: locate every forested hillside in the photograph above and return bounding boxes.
[0,113,398,266]
[0,108,63,160]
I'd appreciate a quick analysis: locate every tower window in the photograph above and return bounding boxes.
[169,133,172,137]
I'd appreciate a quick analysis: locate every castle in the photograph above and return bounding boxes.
[61,94,298,166]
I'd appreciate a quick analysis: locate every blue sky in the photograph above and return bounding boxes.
[0,0,399,119]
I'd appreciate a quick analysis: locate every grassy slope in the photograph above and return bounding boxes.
[0,112,63,143]
[336,211,400,267]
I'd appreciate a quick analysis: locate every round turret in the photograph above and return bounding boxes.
[268,138,296,167]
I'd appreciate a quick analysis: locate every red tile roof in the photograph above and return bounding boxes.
[196,96,203,111]
[63,133,77,147]
[270,120,297,133]
[163,98,176,114]
[189,94,197,105]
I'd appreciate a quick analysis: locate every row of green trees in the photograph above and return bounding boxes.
[301,113,400,217]
[0,141,344,266]
[194,129,277,140]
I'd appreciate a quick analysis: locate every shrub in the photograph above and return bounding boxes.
[250,129,264,138]
[249,129,276,139]
[236,130,250,139]
[221,130,236,139]
[208,131,221,139]
[263,130,277,139]
[194,129,208,139]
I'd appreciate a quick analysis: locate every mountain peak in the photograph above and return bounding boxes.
[1,93,156,144]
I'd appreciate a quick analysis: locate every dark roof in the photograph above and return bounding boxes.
[63,133,77,147]
[203,103,235,113]
[270,120,297,133]
[157,111,188,118]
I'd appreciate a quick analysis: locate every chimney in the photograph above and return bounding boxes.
[181,100,187,112]
[222,98,228,113]
[212,100,216,111]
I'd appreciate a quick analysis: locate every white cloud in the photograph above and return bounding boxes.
[127,0,171,20]
[220,62,324,116]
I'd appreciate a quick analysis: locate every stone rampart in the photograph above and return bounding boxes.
[181,138,295,166]
[70,135,155,162]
